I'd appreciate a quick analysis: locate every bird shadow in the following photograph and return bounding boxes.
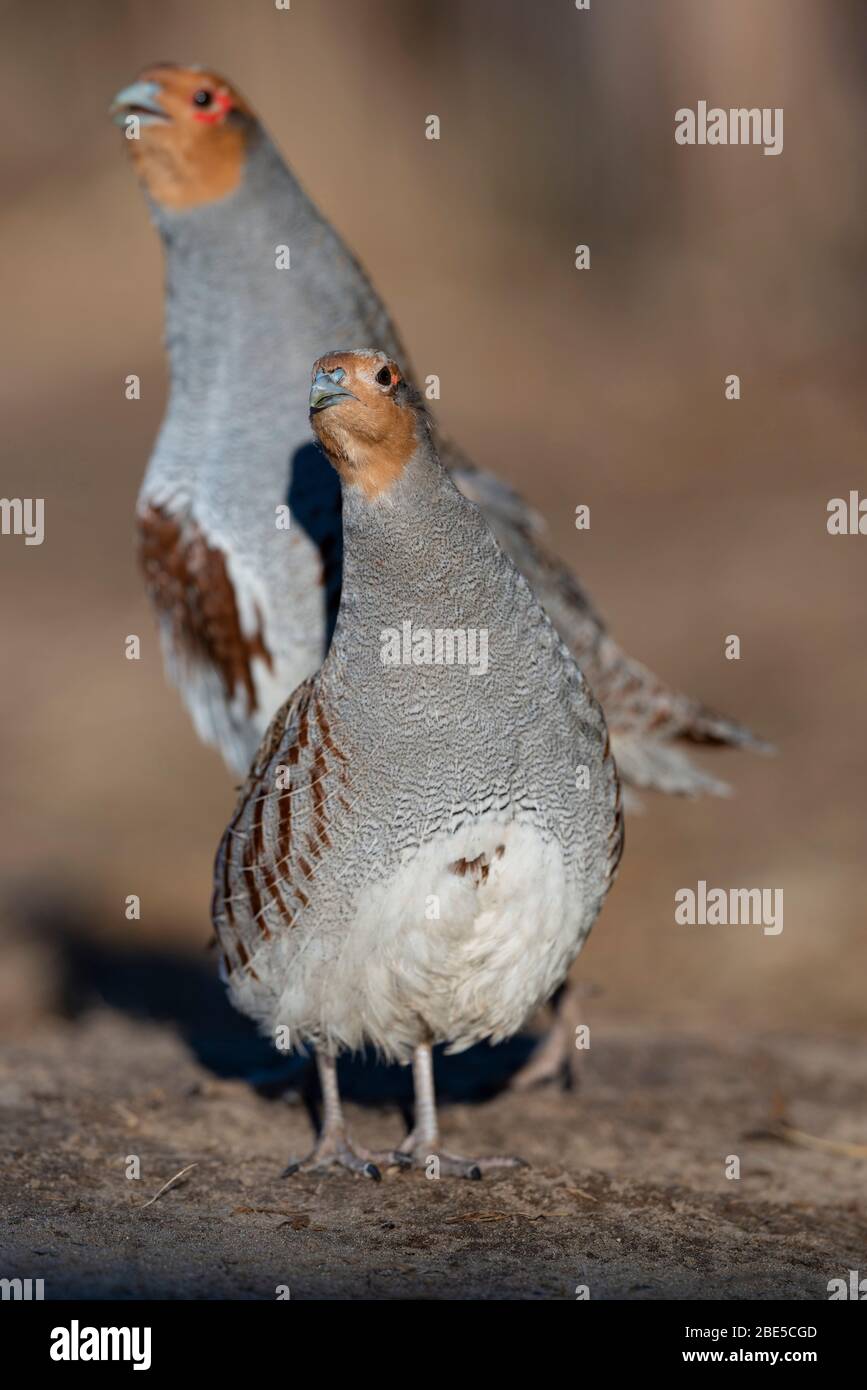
[11,895,539,1110]
[287,442,343,649]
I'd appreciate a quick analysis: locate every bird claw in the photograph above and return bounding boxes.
[281,1131,409,1181]
[401,1147,528,1179]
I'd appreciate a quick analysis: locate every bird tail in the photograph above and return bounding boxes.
[590,633,774,800]
[611,731,733,800]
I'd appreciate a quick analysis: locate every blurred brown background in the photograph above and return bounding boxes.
[1,0,865,1046]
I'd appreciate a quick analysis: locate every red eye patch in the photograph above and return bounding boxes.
[192,90,234,124]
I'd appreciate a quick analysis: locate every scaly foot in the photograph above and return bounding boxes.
[400,1136,527,1179]
[282,1130,411,1181]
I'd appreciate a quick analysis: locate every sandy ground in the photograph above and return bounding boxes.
[2,999,864,1301]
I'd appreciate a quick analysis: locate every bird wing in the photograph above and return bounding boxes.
[138,501,274,773]
[212,676,351,985]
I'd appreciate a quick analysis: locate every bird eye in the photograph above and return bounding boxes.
[375,366,393,386]
[192,89,213,107]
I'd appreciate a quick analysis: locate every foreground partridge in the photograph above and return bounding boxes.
[212,351,623,1177]
[112,63,766,793]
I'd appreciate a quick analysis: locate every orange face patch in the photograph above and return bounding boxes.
[309,351,420,500]
[116,64,254,210]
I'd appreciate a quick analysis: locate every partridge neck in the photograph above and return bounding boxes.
[325,444,522,682]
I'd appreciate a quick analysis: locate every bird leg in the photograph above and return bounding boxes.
[400,1042,527,1178]
[508,981,589,1091]
[282,1051,409,1181]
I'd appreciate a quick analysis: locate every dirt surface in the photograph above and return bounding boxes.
[2,1006,864,1301]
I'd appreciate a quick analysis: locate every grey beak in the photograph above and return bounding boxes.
[309,368,356,413]
[110,79,170,126]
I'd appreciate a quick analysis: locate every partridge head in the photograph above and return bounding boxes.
[309,351,424,499]
[111,64,255,209]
